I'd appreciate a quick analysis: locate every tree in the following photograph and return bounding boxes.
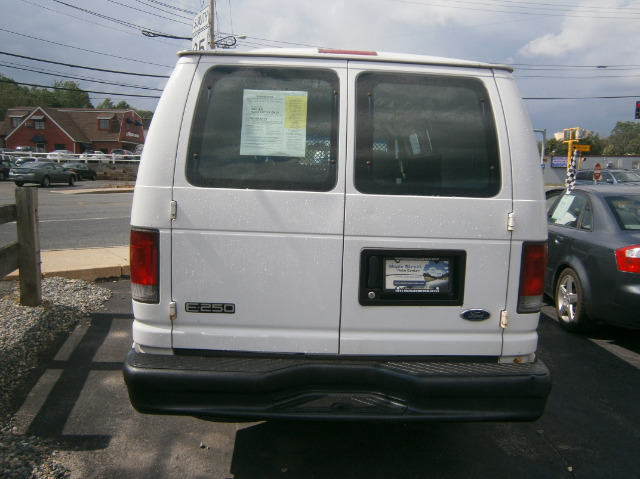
[545,132,606,157]
[545,137,568,156]
[50,81,93,108]
[0,75,35,119]
[96,98,116,109]
[603,122,640,156]
[0,76,93,119]
[95,98,153,119]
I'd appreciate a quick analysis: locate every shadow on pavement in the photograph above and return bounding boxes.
[16,280,133,451]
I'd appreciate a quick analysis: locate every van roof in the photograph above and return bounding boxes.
[178,48,513,73]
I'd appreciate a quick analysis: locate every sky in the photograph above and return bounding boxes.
[2,0,640,138]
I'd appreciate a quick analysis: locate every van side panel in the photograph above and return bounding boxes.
[130,58,198,351]
[494,73,548,355]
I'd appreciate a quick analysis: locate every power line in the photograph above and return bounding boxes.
[0,79,161,99]
[523,95,640,100]
[17,0,184,49]
[106,0,193,22]
[0,27,174,69]
[133,0,197,16]
[49,0,189,35]
[516,74,640,80]
[387,0,640,20]
[0,61,164,91]
[0,51,170,78]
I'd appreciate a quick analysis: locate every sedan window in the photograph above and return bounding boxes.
[580,202,592,230]
[548,193,587,228]
[606,195,640,230]
[612,171,640,183]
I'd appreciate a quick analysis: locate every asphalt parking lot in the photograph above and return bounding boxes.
[4,279,639,479]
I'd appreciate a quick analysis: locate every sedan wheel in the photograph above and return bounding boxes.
[555,268,593,332]
[41,176,50,187]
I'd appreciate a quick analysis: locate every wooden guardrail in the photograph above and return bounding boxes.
[0,188,42,306]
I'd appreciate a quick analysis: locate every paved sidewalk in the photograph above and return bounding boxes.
[3,246,130,282]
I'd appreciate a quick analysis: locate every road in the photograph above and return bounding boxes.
[2,179,640,477]
[8,280,640,479]
[0,180,131,250]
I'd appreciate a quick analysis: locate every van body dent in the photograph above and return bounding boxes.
[124,49,551,421]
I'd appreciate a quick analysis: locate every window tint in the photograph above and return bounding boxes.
[546,190,563,213]
[187,67,339,191]
[580,202,592,230]
[612,171,640,183]
[354,72,500,197]
[548,193,587,228]
[576,170,591,180]
[606,195,640,230]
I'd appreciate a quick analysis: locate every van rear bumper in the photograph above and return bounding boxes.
[123,349,551,422]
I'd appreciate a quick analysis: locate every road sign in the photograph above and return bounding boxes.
[593,163,602,181]
[192,6,211,50]
[572,144,591,152]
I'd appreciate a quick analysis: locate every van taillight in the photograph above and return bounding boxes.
[130,228,159,303]
[518,243,547,313]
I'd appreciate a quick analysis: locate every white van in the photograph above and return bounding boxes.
[124,48,550,421]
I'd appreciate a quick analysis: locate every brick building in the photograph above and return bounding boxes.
[2,107,145,153]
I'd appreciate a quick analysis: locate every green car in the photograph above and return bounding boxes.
[9,162,76,187]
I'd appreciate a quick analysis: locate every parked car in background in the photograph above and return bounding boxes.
[575,168,640,186]
[0,159,17,181]
[46,149,76,160]
[110,149,135,159]
[64,162,98,180]
[14,157,44,166]
[545,185,640,332]
[0,148,16,159]
[15,145,44,153]
[10,162,76,187]
[79,151,108,160]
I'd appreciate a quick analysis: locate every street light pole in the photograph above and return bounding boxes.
[210,0,215,50]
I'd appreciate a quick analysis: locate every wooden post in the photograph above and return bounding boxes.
[15,188,41,306]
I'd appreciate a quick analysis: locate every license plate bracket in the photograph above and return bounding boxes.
[359,249,466,306]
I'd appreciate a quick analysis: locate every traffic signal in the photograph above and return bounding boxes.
[636,100,640,120]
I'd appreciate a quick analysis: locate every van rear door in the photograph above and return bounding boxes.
[170,58,347,354]
[340,62,513,356]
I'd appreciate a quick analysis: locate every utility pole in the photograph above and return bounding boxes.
[210,0,215,49]
[562,127,590,173]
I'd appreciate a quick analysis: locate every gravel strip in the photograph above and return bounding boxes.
[0,277,113,479]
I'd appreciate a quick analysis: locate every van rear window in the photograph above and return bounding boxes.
[354,72,501,197]
[186,67,339,191]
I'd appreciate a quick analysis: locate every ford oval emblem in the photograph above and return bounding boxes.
[461,309,491,321]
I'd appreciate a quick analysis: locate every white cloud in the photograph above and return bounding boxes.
[2,0,639,135]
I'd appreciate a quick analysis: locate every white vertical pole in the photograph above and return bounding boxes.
[210,0,215,49]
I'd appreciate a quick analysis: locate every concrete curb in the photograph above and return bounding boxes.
[53,187,134,195]
[3,246,130,282]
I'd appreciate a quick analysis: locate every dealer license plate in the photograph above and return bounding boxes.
[384,257,452,294]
